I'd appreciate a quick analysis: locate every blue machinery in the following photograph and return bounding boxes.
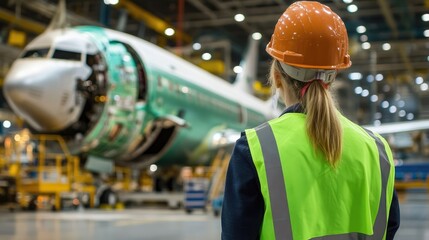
[395,162,429,191]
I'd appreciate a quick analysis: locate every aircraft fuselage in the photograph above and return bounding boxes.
[4,26,271,168]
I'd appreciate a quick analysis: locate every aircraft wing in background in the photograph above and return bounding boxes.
[363,119,429,135]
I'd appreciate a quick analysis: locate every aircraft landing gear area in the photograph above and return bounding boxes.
[0,133,230,214]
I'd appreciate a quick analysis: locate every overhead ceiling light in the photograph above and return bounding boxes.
[349,72,362,80]
[382,43,391,51]
[399,110,406,117]
[367,75,374,82]
[375,73,384,81]
[424,29,429,37]
[356,25,366,33]
[164,28,175,36]
[361,89,369,97]
[234,13,245,22]
[104,0,119,5]
[252,32,262,40]
[389,105,397,113]
[360,35,368,42]
[370,95,378,102]
[421,83,429,91]
[398,100,405,108]
[416,76,424,85]
[381,101,389,109]
[149,164,158,172]
[354,86,363,94]
[2,120,11,129]
[233,66,243,74]
[202,52,212,60]
[347,4,358,13]
[343,0,353,3]
[361,42,371,50]
[406,113,414,120]
[192,43,201,50]
[422,14,429,22]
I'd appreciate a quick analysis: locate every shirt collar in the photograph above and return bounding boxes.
[280,103,304,116]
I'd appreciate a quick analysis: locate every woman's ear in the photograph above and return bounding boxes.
[274,71,282,88]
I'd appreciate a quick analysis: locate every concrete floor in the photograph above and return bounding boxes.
[396,190,429,240]
[0,191,428,240]
[0,209,221,240]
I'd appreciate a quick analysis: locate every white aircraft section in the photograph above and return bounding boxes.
[104,29,275,119]
[4,29,93,131]
[233,37,260,94]
[364,119,429,135]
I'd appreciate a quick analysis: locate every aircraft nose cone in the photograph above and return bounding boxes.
[3,59,85,132]
[4,76,43,101]
[3,66,51,131]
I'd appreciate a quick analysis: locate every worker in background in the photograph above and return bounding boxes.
[221,1,400,239]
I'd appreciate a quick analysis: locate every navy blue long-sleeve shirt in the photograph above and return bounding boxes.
[221,104,400,240]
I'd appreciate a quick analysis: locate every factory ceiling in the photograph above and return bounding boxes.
[0,0,429,74]
[0,1,428,100]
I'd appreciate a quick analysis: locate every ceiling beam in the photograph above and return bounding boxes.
[0,7,46,34]
[117,0,192,43]
[185,0,217,20]
[207,0,256,34]
[20,0,101,26]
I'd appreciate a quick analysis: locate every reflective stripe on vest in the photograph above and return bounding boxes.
[255,124,391,240]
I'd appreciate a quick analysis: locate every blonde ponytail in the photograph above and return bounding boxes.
[271,60,342,167]
[303,82,342,167]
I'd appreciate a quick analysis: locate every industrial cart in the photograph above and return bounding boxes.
[184,178,209,213]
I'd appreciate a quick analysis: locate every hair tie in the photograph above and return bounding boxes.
[300,80,329,97]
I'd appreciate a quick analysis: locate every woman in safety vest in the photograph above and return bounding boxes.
[221,1,400,239]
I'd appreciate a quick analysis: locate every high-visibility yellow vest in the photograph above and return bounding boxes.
[245,113,395,240]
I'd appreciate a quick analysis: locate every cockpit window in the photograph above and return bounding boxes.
[52,49,82,61]
[21,48,50,58]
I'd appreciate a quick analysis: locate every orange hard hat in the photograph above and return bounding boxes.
[266,1,351,70]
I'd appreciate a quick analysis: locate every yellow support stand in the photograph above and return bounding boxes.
[0,152,4,170]
[208,151,231,202]
[2,133,95,210]
[114,166,132,191]
[395,180,429,191]
[7,163,20,177]
[205,150,225,179]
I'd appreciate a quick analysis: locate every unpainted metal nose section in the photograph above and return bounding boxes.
[4,74,44,103]
[3,60,76,132]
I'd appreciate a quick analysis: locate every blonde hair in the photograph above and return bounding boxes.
[269,60,343,167]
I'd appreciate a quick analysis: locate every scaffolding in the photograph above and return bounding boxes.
[1,132,95,210]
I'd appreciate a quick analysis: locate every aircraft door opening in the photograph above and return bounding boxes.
[119,42,148,102]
